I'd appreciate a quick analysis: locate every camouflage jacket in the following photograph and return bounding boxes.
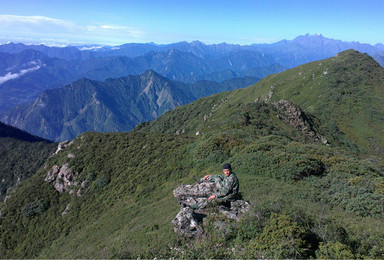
[209,172,239,201]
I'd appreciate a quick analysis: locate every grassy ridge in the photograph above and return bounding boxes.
[232,49,384,156]
[1,104,383,258]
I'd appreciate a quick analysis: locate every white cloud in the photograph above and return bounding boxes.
[0,14,146,45]
[0,65,42,85]
[0,15,81,33]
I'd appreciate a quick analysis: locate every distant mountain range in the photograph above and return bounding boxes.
[2,34,383,66]
[0,70,258,141]
[1,34,383,113]
[0,47,282,112]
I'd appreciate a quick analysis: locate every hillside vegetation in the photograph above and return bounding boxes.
[0,122,56,201]
[234,49,384,157]
[0,50,383,258]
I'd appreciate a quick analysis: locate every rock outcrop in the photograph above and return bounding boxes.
[172,181,250,238]
[172,207,205,238]
[54,140,73,155]
[273,100,328,144]
[45,164,80,195]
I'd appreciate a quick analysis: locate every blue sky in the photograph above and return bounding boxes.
[0,0,383,46]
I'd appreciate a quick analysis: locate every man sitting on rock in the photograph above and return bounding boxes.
[191,163,239,209]
[172,163,249,237]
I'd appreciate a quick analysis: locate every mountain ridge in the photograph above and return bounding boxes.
[0,48,281,112]
[230,49,384,156]
[1,70,258,141]
[2,34,383,112]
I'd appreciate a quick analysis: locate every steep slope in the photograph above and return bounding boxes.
[1,71,258,141]
[0,50,383,259]
[0,122,56,201]
[227,49,384,157]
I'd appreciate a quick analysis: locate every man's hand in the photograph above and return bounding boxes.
[208,195,216,200]
[203,174,212,180]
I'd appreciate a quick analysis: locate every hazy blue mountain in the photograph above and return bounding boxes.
[1,70,258,141]
[2,34,383,112]
[94,42,161,58]
[2,35,383,64]
[209,50,276,72]
[86,40,244,59]
[0,50,81,111]
[250,34,384,68]
[0,42,92,60]
[374,54,384,67]
[93,35,384,67]
[0,48,280,112]
[134,49,211,82]
[375,43,384,51]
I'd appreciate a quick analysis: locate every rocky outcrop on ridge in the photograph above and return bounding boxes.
[45,164,79,194]
[44,140,90,198]
[273,100,328,144]
[172,182,251,238]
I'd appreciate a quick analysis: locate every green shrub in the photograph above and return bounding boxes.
[247,213,314,259]
[316,241,354,259]
[86,172,96,181]
[95,176,110,189]
[21,199,50,218]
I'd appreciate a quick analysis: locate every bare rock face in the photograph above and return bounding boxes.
[45,165,59,182]
[174,182,216,201]
[54,140,73,155]
[273,100,328,144]
[172,207,204,238]
[45,164,79,194]
[218,200,251,220]
[172,181,250,238]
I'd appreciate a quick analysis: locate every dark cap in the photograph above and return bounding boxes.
[223,163,232,170]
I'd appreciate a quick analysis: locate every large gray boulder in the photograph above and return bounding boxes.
[172,207,204,238]
[172,181,250,238]
[44,163,79,194]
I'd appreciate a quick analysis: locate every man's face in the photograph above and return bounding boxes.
[223,169,231,177]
